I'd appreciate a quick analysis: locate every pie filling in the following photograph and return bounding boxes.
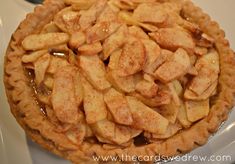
[21,0,220,147]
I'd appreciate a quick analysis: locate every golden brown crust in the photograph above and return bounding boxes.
[3,0,235,163]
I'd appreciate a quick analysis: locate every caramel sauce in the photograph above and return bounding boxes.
[134,133,150,146]
[49,50,68,58]
[26,69,48,116]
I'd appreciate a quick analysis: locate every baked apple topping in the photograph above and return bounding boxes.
[20,0,219,147]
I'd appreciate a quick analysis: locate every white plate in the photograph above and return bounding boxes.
[0,0,235,164]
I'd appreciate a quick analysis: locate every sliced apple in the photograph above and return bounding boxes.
[187,66,198,76]
[142,39,162,74]
[138,22,159,32]
[43,75,54,89]
[92,119,141,145]
[107,69,141,93]
[188,50,219,95]
[108,49,139,93]
[79,55,111,90]
[131,0,157,3]
[110,0,135,10]
[106,0,120,12]
[117,37,146,76]
[67,0,96,10]
[81,76,107,124]
[22,33,69,51]
[167,82,181,106]
[54,7,80,33]
[184,80,218,101]
[185,99,210,122]
[154,48,190,83]
[144,49,172,75]
[74,71,84,106]
[172,80,183,96]
[34,53,51,85]
[79,0,107,30]
[66,123,86,145]
[157,100,179,124]
[86,21,122,44]
[118,11,139,26]
[160,2,182,14]
[126,96,169,134]
[51,66,80,124]
[118,11,158,32]
[108,49,122,70]
[104,88,133,125]
[194,46,208,56]
[47,57,69,74]
[152,123,182,139]
[41,22,61,34]
[143,73,155,82]
[129,91,171,107]
[22,50,48,63]
[128,26,149,40]
[135,79,158,98]
[69,31,86,49]
[177,102,192,128]
[103,25,128,60]
[149,27,195,53]
[78,42,103,55]
[97,5,117,23]
[133,3,168,26]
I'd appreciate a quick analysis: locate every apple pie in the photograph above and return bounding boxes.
[4,0,235,163]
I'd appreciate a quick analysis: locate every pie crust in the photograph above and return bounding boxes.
[3,0,235,163]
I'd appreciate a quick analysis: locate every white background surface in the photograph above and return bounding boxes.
[0,0,235,164]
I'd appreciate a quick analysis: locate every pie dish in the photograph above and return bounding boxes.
[3,0,235,163]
